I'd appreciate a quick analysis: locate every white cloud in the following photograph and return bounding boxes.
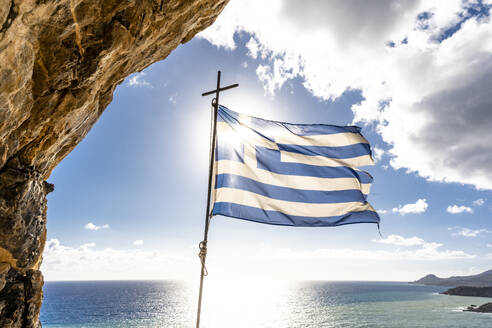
[133,240,144,246]
[446,205,474,214]
[84,222,109,231]
[487,244,492,248]
[245,37,265,59]
[257,242,474,261]
[473,198,485,206]
[373,234,425,246]
[241,61,248,68]
[199,0,492,190]
[41,238,475,281]
[41,239,193,281]
[169,92,178,105]
[449,227,491,237]
[392,199,428,215]
[378,209,388,214]
[372,147,386,163]
[127,72,152,88]
[256,56,302,96]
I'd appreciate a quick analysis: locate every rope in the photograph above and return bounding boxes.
[198,240,208,276]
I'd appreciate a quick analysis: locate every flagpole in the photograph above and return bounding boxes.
[196,71,238,328]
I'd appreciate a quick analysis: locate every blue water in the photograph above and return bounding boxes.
[41,280,492,327]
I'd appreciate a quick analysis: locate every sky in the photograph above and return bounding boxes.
[41,0,492,282]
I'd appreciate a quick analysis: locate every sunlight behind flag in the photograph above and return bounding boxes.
[212,105,380,227]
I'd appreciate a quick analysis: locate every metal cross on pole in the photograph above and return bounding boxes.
[196,71,238,328]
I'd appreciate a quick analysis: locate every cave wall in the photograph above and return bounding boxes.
[0,0,229,326]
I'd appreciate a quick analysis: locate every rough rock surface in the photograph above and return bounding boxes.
[441,286,492,298]
[464,302,492,313]
[0,0,228,326]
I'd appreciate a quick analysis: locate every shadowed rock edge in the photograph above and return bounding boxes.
[0,0,229,326]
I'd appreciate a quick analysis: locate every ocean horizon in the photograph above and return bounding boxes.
[40,280,492,327]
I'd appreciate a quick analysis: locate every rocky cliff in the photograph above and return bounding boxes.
[0,0,228,326]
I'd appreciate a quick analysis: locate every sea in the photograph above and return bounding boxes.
[40,280,492,327]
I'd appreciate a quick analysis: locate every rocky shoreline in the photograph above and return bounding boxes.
[441,286,492,297]
[440,286,492,314]
[412,271,492,314]
[464,303,492,313]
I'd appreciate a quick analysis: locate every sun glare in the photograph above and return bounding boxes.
[196,279,297,327]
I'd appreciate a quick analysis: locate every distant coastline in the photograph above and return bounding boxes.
[410,269,492,287]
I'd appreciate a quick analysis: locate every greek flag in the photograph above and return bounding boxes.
[212,105,380,227]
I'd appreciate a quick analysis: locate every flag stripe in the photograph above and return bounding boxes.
[217,122,278,149]
[216,173,367,204]
[217,160,371,193]
[274,131,369,147]
[256,147,373,183]
[219,107,362,136]
[280,151,374,167]
[277,122,362,136]
[278,143,372,159]
[213,202,379,227]
[216,122,370,149]
[215,187,375,217]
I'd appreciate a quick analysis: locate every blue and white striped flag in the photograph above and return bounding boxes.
[212,105,380,227]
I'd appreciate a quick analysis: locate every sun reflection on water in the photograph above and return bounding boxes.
[184,279,346,328]
[197,279,297,327]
